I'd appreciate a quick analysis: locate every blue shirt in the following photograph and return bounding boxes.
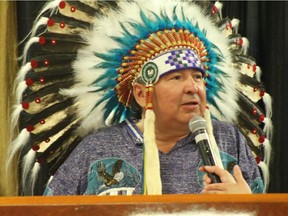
[44,119,263,195]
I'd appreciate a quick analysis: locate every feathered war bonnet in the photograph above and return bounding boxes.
[8,0,272,195]
[65,0,259,194]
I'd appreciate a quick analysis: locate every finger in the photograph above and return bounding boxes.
[204,183,225,192]
[233,165,245,183]
[204,166,236,183]
[203,173,211,185]
[199,166,206,172]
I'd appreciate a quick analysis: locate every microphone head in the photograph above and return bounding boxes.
[189,116,207,133]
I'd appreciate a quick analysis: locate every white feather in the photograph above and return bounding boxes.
[255,66,262,82]
[15,81,28,104]
[21,37,40,65]
[258,161,269,192]
[31,17,48,38]
[31,162,41,195]
[15,62,31,86]
[11,104,23,130]
[35,0,61,20]
[21,149,37,191]
[6,129,30,169]
[263,138,272,168]
[241,37,249,55]
[262,93,273,119]
[47,175,54,185]
[215,1,223,20]
[263,117,273,141]
[231,18,240,34]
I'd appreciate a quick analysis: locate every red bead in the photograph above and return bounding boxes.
[39,36,46,45]
[39,77,46,83]
[26,78,34,86]
[212,5,218,14]
[26,125,35,132]
[229,22,233,29]
[32,145,40,151]
[258,135,265,143]
[59,1,66,9]
[259,114,265,122]
[22,101,29,109]
[251,108,257,115]
[30,59,38,68]
[44,59,49,66]
[253,87,258,92]
[36,157,45,163]
[251,128,257,134]
[253,64,257,72]
[45,139,50,143]
[255,157,262,164]
[60,22,65,28]
[47,18,54,27]
[240,37,243,46]
[247,64,250,69]
[260,89,265,97]
[51,39,57,46]
[35,98,41,103]
[70,6,76,12]
[40,119,45,124]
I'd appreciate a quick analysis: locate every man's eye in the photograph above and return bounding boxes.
[171,75,181,80]
[193,73,203,80]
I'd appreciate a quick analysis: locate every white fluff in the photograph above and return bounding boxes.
[258,161,269,192]
[15,81,28,104]
[20,37,40,65]
[255,66,262,82]
[21,149,36,191]
[6,129,30,169]
[31,162,41,195]
[241,37,249,55]
[11,104,23,131]
[215,1,223,20]
[15,62,31,86]
[231,18,240,34]
[263,138,272,169]
[262,93,273,119]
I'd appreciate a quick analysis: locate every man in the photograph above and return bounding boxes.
[9,0,270,195]
[44,64,263,195]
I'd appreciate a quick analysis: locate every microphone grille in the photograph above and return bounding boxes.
[189,116,207,133]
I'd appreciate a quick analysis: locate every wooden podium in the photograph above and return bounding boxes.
[0,194,288,215]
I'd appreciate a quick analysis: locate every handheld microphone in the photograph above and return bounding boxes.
[189,116,221,183]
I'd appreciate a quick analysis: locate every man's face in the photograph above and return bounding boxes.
[152,68,206,129]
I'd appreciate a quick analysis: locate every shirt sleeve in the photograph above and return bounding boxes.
[235,129,264,193]
[43,136,92,195]
[214,121,264,193]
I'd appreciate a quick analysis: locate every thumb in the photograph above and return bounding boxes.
[233,165,245,183]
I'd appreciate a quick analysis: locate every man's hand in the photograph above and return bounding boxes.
[199,165,252,194]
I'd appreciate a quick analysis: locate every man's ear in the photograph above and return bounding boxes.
[133,82,146,109]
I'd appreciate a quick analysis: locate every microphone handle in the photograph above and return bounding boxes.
[197,139,221,183]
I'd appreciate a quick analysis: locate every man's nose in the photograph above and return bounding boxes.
[184,76,199,93]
